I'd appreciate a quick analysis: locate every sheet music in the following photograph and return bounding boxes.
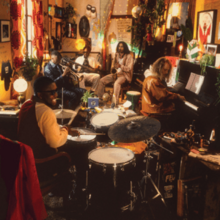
[185,72,205,94]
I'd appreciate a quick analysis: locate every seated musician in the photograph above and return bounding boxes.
[97,41,134,105]
[142,57,185,128]
[44,49,85,109]
[18,77,86,195]
[73,45,101,93]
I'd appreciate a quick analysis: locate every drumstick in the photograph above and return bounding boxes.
[68,104,81,126]
[79,133,106,135]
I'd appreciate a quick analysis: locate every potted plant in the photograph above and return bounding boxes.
[20,54,39,81]
[81,91,93,107]
[200,54,215,75]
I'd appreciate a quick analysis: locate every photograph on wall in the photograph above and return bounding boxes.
[1,20,10,42]
[197,10,217,44]
[66,23,77,39]
[206,44,217,56]
[166,3,189,31]
[215,54,220,68]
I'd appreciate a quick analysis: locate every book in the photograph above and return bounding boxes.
[0,105,20,115]
[185,72,204,95]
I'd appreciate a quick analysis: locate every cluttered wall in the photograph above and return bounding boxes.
[0,1,13,101]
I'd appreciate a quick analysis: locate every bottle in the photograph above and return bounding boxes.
[187,125,194,139]
[111,93,116,108]
[210,129,215,141]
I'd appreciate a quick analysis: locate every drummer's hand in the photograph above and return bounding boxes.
[63,125,80,136]
[69,128,80,137]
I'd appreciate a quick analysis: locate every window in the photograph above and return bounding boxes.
[24,0,34,56]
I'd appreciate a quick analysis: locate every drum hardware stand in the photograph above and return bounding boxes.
[84,170,91,210]
[121,181,137,212]
[141,137,174,205]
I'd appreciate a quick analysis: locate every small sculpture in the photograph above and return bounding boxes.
[145,25,154,46]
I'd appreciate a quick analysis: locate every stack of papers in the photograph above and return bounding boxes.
[0,105,20,115]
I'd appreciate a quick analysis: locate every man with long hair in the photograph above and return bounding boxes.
[97,41,134,105]
[142,57,185,114]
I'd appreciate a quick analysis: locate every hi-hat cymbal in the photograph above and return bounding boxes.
[53,109,77,119]
[108,116,161,143]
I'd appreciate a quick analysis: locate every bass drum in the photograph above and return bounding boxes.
[90,112,119,143]
[88,147,136,211]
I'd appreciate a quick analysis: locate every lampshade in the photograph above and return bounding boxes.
[13,78,28,93]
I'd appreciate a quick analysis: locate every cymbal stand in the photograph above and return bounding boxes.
[141,138,173,205]
[121,181,137,212]
[61,88,64,125]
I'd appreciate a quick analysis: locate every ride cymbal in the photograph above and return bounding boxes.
[108,116,161,143]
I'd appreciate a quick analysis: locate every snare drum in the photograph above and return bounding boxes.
[126,91,141,111]
[90,112,119,142]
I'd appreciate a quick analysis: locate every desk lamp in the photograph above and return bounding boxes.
[13,78,28,108]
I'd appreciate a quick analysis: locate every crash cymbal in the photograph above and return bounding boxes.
[53,109,77,119]
[108,116,161,143]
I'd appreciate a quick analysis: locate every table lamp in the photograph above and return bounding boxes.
[13,78,28,108]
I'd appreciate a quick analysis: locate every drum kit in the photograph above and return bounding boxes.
[54,91,173,213]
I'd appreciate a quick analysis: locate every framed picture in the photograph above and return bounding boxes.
[66,23,77,39]
[197,10,217,44]
[206,44,218,56]
[166,2,189,34]
[1,20,10,42]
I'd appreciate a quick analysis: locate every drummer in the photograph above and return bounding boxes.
[18,76,86,196]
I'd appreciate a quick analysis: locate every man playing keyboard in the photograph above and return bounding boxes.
[142,57,185,130]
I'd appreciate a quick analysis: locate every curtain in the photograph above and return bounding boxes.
[10,0,26,70]
[32,0,43,64]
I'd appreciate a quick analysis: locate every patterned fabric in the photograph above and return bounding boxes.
[32,0,43,62]
[10,0,25,70]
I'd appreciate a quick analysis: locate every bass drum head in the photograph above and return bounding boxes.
[90,112,119,129]
[79,16,90,37]
[90,112,119,143]
[88,147,134,165]
[126,91,141,96]
[68,127,96,142]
